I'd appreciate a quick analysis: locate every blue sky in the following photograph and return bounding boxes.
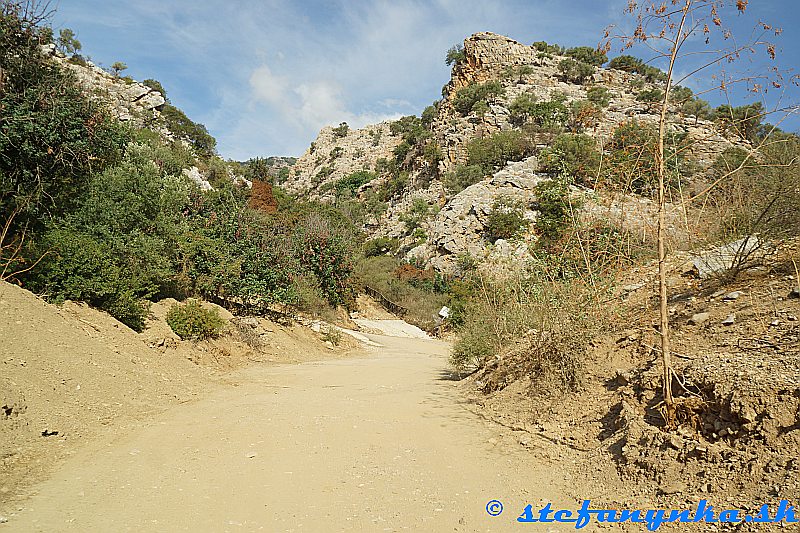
[52,1,799,160]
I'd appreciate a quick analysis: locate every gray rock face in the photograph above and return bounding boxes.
[54,55,166,126]
[407,157,546,274]
[692,236,763,279]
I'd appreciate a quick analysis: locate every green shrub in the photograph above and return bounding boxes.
[532,41,564,54]
[400,198,434,232]
[565,46,607,66]
[421,104,438,126]
[466,130,534,171]
[328,146,344,162]
[538,134,601,184]
[336,170,376,196]
[314,166,333,184]
[160,104,217,157]
[332,122,349,138]
[443,164,485,194]
[509,93,569,128]
[363,237,399,257]
[1,11,129,234]
[25,141,192,330]
[533,178,574,241]
[142,78,168,101]
[166,299,226,340]
[608,55,666,82]
[292,212,356,308]
[485,198,528,242]
[636,88,664,106]
[452,81,504,115]
[586,86,611,107]
[445,44,465,66]
[713,102,765,141]
[558,58,594,83]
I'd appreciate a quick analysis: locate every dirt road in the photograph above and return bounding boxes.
[9,329,577,532]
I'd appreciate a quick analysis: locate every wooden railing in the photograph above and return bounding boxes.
[364,286,408,317]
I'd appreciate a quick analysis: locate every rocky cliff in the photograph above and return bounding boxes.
[284,32,750,273]
[39,44,166,126]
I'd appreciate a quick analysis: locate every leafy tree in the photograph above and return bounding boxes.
[532,41,564,54]
[57,27,81,55]
[160,104,217,157]
[1,10,129,236]
[452,81,504,115]
[509,92,569,128]
[608,54,667,82]
[443,164,485,194]
[332,122,349,138]
[565,46,607,66]
[466,130,534,172]
[714,102,765,141]
[539,134,601,185]
[111,61,127,77]
[558,58,594,83]
[681,97,713,124]
[445,44,465,66]
[636,88,664,110]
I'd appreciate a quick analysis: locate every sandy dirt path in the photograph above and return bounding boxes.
[9,330,578,532]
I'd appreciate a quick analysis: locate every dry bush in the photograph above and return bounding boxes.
[450,271,609,396]
[697,136,800,278]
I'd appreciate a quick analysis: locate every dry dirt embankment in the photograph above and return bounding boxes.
[0,282,357,520]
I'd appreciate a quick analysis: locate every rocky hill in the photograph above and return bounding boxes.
[286,32,750,273]
[38,43,166,126]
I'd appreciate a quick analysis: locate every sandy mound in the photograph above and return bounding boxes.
[0,283,359,510]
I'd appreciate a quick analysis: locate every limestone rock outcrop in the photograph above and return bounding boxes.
[39,45,165,126]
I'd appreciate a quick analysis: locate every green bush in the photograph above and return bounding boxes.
[485,198,528,242]
[400,198,434,232]
[332,122,349,138]
[466,130,534,171]
[586,86,611,107]
[25,141,192,330]
[532,41,564,54]
[335,170,376,196]
[363,237,399,257]
[443,164,485,194]
[534,178,573,241]
[166,299,226,340]
[539,134,601,184]
[636,88,664,106]
[452,81,504,115]
[160,104,216,157]
[1,10,129,233]
[557,58,594,83]
[509,93,569,128]
[445,44,465,66]
[608,55,666,82]
[565,46,607,66]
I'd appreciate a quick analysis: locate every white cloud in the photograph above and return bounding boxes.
[249,64,290,108]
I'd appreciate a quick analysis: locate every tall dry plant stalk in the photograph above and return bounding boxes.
[602,0,788,426]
